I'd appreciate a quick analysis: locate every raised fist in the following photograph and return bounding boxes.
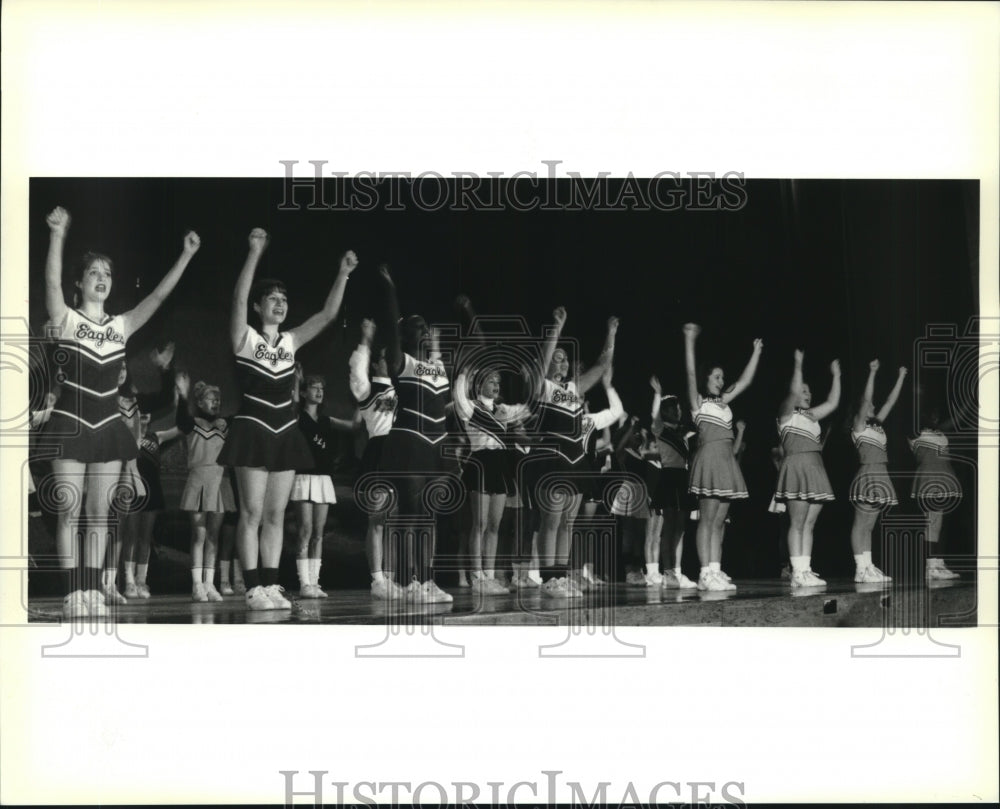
[361,318,376,342]
[794,349,804,363]
[649,375,662,394]
[830,359,841,375]
[378,263,394,286]
[340,250,359,275]
[248,228,269,252]
[553,306,567,328]
[47,206,71,236]
[683,322,700,338]
[174,371,191,397]
[183,231,201,254]
[607,316,620,333]
[753,338,764,352]
[869,359,880,371]
[898,366,908,377]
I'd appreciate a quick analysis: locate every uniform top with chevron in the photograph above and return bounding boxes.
[852,421,888,464]
[534,378,586,463]
[909,429,950,456]
[452,371,531,452]
[176,395,229,467]
[49,309,129,430]
[349,346,397,439]
[778,409,823,455]
[692,396,735,445]
[390,352,449,445]
[580,386,624,450]
[232,325,298,434]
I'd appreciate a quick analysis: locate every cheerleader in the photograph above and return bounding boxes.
[609,417,660,583]
[291,369,356,598]
[774,351,841,588]
[849,360,907,584]
[649,377,698,589]
[452,366,529,595]
[909,408,962,581]
[375,264,453,604]
[349,318,402,599]
[216,229,357,611]
[531,308,612,598]
[42,206,199,619]
[683,323,762,591]
[175,372,237,601]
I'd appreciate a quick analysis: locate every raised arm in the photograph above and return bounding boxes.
[230,228,268,351]
[589,366,625,431]
[614,415,640,460]
[378,264,404,377]
[683,322,701,413]
[173,371,195,434]
[348,318,376,402]
[809,359,842,421]
[288,250,359,348]
[854,359,879,433]
[875,366,908,423]
[779,349,805,419]
[575,316,618,395]
[452,370,475,422]
[650,375,663,432]
[44,207,71,325]
[538,306,567,395]
[135,343,177,414]
[123,231,201,336]
[722,337,764,404]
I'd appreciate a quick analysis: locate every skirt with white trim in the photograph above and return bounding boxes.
[290,473,337,504]
[849,462,898,507]
[688,439,748,500]
[774,452,835,503]
[180,465,237,513]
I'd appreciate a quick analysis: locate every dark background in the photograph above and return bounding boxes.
[28,178,980,580]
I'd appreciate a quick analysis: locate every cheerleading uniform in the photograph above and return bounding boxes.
[687,397,748,499]
[650,418,693,512]
[216,325,313,472]
[849,421,897,507]
[290,411,338,504]
[177,396,236,513]
[44,309,136,463]
[523,378,588,503]
[378,352,450,514]
[610,448,660,519]
[909,430,962,509]
[773,409,835,503]
[349,344,397,476]
[578,390,625,505]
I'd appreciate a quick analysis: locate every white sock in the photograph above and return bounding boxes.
[854,553,866,571]
[708,562,721,573]
[296,559,311,588]
[528,568,542,582]
[124,562,136,584]
[372,570,386,584]
[862,551,873,569]
[191,568,203,585]
[471,570,485,581]
[136,563,148,584]
[203,567,215,586]
[790,555,809,573]
[646,562,659,576]
[484,568,495,579]
[700,566,712,577]
[673,566,682,576]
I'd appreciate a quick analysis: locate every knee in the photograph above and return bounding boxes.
[241,502,264,527]
[261,507,286,530]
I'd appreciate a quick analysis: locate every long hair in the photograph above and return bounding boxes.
[72,251,114,308]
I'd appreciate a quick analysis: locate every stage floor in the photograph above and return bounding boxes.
[26,577,976,628]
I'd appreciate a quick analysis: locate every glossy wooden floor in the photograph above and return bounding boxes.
[27,577,976,627]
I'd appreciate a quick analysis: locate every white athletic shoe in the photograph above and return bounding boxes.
[371,579,396,600]
[204,583,224,602]
[698,571,734,592]
[313,583,328,598]
[103,585,127,606]
[220,582,235,596]
[541,577,569,598]
[135,583,151,599]
[644,570,664,587]
[791,570,822,588]
[123,582,139,599]
[804,569,826,586]
[299,583,320,599]
[246,586,276,611]
[85,590,109,617]
[926,566,959,581]
[487,577,510,595]
[192,582,208,603]
[62,591,89,620]
[405,579,427,603]
[855,565,890,584]
[514,575,541,589]
[424,580,453,603]
[471,577,492,595]
[263,584,292,609]
[588,573,608,587]
[718,569,733,583]
[676,572,699,589]
[625,571,646,587]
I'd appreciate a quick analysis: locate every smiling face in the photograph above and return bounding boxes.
[254,288,288,326]
[705,366,725,396]
[549,348,570,382]
[77,258,113,304]
[797,383,812,409]
[198,389,221,416]
[478,371,501,399]
[303,379,325,406]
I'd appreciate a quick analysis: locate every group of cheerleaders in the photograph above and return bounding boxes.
[37,207,964,618]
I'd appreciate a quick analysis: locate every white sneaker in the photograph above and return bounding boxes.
[85,590,109,617]
[487,577,510,595]
[514,575,541,589]
[313,583,328,598]
[563,577,584,598]
[264,584,292,609]
[371,579,396,600]
[804,569,826,586]
[698,571,734,592]
[926,566,959,581]
[62,590,89,620]
[103,585,127,606]
[123,582,139,599]
[718,569,733,583]
[192,582,208,603]
[855,565,890,584]
[220,582,235,596]
[246,585,276,611]
[136,583,151,599]
[644,570,664,587]
[791,570,821,588]
[676,572,698,589]
[471,577,492,595]
[625,571,646,587]
[405,579,427,603]
[299,583,320,599]
[204,583,224,602]
[540,577,568,598]
[588,573,608,587]
[424,580,453,603]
